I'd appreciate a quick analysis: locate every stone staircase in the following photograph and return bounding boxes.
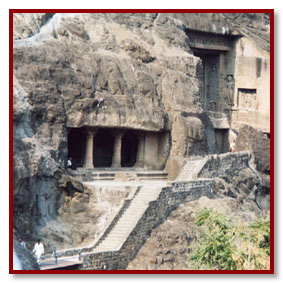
[177,157,208,180]
[137,171,168,181]
[69,168,168,182]
[93,185,161,252]
[124,172,140,182]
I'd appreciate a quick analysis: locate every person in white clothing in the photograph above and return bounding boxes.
[32,239,44,265]
[67,157,72,168]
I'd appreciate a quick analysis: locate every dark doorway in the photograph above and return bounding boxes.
[214,129,229,153]
[194,51,220,111]
[67,128,86,167]
[93,129,114,167]
[121,131,138,167]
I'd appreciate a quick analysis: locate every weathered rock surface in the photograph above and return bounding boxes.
[127,164,265,270]
[235,125,270,174]
[12,13,270,266]
[13,13,206,253]
[13,231,39,270]
[13,13,55,40]
[234,125,270,211]
[13,76,133,253]
[127,195,262,270]
[221,13,270,52]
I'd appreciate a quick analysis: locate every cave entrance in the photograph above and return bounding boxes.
[93,129,114,167]
[67,128,86,167]
[214,129,229,153]
[194,51,221,111]
[121,131,138,167]
[186,29,239,113]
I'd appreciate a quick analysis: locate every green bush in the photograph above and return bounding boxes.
[188,208,270,270]
[188,208,237,270]
[236,215,270,269]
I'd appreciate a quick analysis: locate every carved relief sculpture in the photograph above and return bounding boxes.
[237,88,257,109]
[224,75,235,106]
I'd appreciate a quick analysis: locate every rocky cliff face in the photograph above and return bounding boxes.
[13,13,206,250]
[127,163,266,270]
[127,194,262,270]
[12,12,270,259]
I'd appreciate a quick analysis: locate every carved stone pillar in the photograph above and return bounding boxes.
[135,132,145,168]
[83,128,98,168]
[111,130,126,168]
[218,53,225,112]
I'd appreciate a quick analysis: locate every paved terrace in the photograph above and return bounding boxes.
[39,152,251,270]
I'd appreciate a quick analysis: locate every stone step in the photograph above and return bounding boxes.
[134,193,156,198]
[97,245,119,250]
[116,216,139,222]
[132,197,155,202]
[177,157,208,181]
[112,222,136,227]
[97,240,122,246]
[135,191,156,195]
[71,169,168,182]
[106,232,128,237]
[111,224,134,229]
[110,226,129,231]
[133,195,154,199]
[118,213,140,218]
[94,186,162,252]
[119,211,141,216]
[110,226,134,233]
[105,232,127,237]
[111,225,134,230]
[94,247,119,252]
[103,237,123,242]
[125,202,147,207]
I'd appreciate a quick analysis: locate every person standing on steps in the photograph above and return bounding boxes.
[67,157,77,170]
[67,157,72,168]
[230,141,235,153]
[18,237,26,248]
[32,239,44,265]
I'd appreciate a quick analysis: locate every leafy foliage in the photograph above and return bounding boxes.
[188,208,237,270]
[188,208,270,270]
[235,215,270,269]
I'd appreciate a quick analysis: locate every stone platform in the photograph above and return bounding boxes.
[39,152,251,270]
[40,256,83,270]
[68,168,168,182]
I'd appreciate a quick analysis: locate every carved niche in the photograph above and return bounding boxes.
[237,88,257,109]
[224,75,235,107]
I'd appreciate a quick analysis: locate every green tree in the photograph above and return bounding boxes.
[188,208,237,270]
[236,215,270,269]
[188,208,270,270]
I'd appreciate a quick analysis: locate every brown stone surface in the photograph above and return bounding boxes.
[13,13,55,40]
[235,125,270,174]
[13,231,39,270]
[127,195,261,270]
[127,160,268,270]
[12,13,270,269]
[12,13,205,253]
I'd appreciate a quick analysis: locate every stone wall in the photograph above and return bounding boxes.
[198,151,251,178]
[12,13,270,268]
[231,37,270,132]
[79,179,216,270]
[235,125,270,174]
[40,152,254,270]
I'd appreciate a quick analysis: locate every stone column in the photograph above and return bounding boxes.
[83,129,98,169]
[111,130,125,168]
[218,53,225,112]
[135,132,145,168]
